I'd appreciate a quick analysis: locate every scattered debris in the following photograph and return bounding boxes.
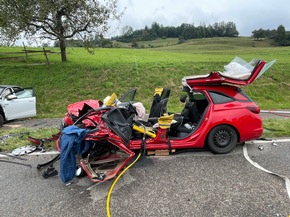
[12,145,36,156]
[42,164,58,179]
[0,159,32,167]
[27,133,60,153]
[258,145,264,150]
[0,152,27,160]
[0,132,29,144]
[0,153,32,168]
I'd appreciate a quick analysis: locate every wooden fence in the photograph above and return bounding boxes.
[0,43,60,64]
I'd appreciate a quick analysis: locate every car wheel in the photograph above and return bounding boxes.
[206,125,238,154]
[0,114,4,127]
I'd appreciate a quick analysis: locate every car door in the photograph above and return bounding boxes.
[4,87,36,121]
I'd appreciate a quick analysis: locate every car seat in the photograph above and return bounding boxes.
[169,95,200,137]
[145,88,171,125]
[132,88,171,139]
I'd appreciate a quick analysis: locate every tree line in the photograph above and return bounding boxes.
[252,24,290,46]
[113,21,239,43]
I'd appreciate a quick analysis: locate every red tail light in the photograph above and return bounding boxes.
[246,106,260,114]
[64,114,74,125]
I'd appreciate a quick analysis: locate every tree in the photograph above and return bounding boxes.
[119,25,134,43]
[252,28,265,41]
[225,22,239,37]
[0,0,123,62]
[275,25,289,46]
[151,22,161,38]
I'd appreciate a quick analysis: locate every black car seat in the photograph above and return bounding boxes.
[132,88,170,139]
[180,101,199,124]
[169,95,200,137]
[147,88,171,125]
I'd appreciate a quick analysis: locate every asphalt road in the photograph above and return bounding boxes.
[0,141,289,217]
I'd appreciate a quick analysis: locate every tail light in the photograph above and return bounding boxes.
[63,114,74,125]
[246,106,260,114]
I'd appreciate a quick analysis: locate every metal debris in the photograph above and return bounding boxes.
[0,132,29,144]
[42,164,58,179]
[258,145,264,150]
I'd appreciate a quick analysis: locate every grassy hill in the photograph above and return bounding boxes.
[0,37,289,118]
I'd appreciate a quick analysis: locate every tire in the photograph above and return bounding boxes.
[206,125,238,154]
[0,114,4,127]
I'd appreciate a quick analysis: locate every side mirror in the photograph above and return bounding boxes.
[6,95,17,100]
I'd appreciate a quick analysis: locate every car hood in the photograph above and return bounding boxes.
[182,58,276,87]
[67,99,102,116]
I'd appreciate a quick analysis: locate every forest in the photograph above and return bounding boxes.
[111,22,290,47]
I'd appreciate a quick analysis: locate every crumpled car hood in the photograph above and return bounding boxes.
[67,100,102,116]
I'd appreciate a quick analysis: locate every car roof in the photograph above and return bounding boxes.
[0,85,20,88]
[182,59,276,88]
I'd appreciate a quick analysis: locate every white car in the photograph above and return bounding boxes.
[0,85,36,127]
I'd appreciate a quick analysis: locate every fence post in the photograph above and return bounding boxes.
[43,47,49,65]
[22,42,28,60]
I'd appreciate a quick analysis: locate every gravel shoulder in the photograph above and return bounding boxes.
[2,118,62,129]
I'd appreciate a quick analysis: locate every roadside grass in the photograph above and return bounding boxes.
[262,119,290,138]
[0,127,60,151]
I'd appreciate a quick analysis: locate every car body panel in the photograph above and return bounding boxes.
[195,85,263,142]
[66,99,102,117]
[182,59,275,87]
[0,85,36,122]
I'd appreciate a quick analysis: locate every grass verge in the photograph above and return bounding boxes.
[0,127,60,152]
[262,119,290,139]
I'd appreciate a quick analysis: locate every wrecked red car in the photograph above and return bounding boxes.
[53,57,275,183]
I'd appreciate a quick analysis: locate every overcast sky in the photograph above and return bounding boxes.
[109,0,290,36]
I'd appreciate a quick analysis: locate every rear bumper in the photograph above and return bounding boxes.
[240,127,263,142]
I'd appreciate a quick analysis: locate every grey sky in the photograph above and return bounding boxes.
[109,0,290,36]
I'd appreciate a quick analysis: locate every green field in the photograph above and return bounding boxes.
[0,37,290,117]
